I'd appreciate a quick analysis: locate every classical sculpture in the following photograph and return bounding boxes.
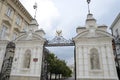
[23,51,31,68]
[90,49,100,70]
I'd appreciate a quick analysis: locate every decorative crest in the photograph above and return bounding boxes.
[87,0,91,14]
[33,2,37,19]
[56,30,62,36]
[45,30,74,46]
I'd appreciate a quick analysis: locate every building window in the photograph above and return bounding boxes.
[23,50,31,68]
[16,16,21,25]
[90,48,100,70]
[0,25,8,39]
[6,7,12,17]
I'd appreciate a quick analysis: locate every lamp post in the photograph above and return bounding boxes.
[33,2,37,19]
[87,0,91,14]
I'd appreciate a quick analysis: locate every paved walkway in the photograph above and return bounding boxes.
[61,77,74,80]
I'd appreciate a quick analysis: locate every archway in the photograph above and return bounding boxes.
[42,30,76,80]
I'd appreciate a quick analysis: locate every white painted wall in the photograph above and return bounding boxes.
[75,38,118,80]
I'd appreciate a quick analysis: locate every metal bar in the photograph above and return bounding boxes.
[45,43,74,47]
[0,42,15,80]
[74,42,76,80]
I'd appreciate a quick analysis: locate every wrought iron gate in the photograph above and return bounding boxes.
[43,30,76,80]
[0,42,15,80]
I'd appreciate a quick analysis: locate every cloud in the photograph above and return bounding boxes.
[20,0,60,39]
[20,0,120,39]
[36,0,60,38]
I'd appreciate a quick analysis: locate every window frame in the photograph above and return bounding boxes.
[16,15,22,26]
[0,25,8,39]
[6,7,12,17]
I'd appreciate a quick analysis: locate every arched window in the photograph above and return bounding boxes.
[23,50,31,68]
[90,48,100,70]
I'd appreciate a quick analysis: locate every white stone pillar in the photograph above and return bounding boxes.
[77,46,84,78]
[106,45,116,77]
[15,47,19,73]
[35,47,39,75]
[38,46,43,77]
[38,47,42,75]
[110,45,118,77]
[31,47,36,74]
[17,47,23,73]
[101,46,109,77]
[1,48,6,60]
[83,46,89,77]
[76,46,79,78]
[16,47,20,70]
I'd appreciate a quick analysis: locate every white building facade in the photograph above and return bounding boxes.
[0,19,46,80]
[110,12,120,79]
[110,13,120,66]
[74,14,118,80]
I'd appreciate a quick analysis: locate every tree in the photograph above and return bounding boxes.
[46,53,72,80]
[46,53,56,80]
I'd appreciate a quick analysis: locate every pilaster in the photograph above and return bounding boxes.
[106,45,116,77]
[83,46,89,77]
[77,46,84,78]
[38,47,43,77]
[101,45,109,77]
[0,1,7,29]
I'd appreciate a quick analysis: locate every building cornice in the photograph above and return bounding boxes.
[8,0,33,21]
[110,13,120,29]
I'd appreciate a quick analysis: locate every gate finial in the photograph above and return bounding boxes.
[87,0,91,14]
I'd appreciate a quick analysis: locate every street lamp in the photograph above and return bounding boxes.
[33,2,37,19]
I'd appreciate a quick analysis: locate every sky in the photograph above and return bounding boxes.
[20,0,120,65]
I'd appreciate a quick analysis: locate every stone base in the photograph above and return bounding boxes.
[10,75,40,80]
[77,78,118,80]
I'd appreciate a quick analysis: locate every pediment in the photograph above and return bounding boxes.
[14,32,46,42]
[73,30,113,40]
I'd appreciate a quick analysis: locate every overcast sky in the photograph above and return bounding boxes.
[20,0,120,65]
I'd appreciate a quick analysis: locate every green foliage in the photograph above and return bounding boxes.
[46,53,72,78]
